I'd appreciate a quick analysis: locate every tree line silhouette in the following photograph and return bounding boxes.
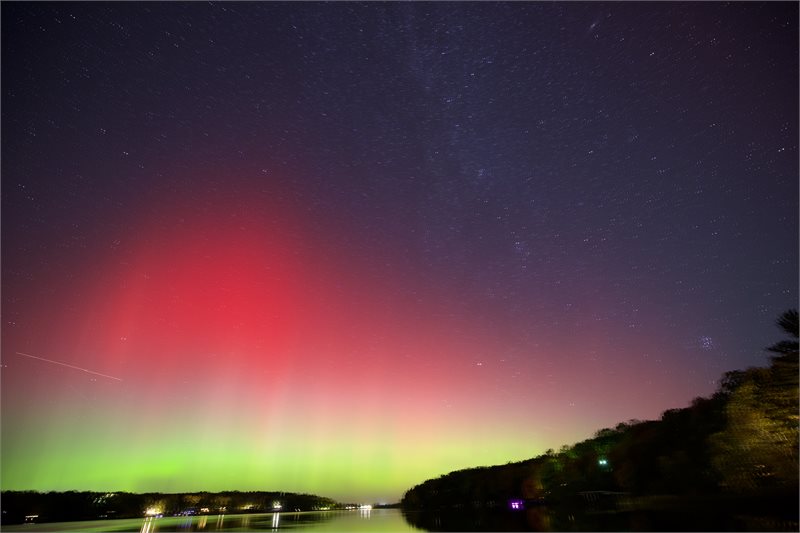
[401,310,798,517]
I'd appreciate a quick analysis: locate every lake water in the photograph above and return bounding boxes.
[3,506,798,532]
[1,509,417,532]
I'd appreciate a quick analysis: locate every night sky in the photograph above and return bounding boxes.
[1,2,797,504]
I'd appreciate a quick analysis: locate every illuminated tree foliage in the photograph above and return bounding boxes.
[710,376,798,490]
[710,309,799,491]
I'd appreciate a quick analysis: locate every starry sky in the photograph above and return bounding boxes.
[1,2,797,504]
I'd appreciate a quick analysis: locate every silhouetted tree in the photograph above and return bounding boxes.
[767,309,798,364]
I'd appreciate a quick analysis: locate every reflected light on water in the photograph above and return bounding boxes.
[526,507,552,530]
[216,514,225,529]
[198,515,207,530]
[272,512,280,530]
[140,516,154,533]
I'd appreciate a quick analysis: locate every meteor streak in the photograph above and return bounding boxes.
[15,351,122,381]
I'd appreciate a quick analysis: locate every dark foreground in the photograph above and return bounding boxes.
[402,505,799,532]
[402,490,799,532]
[3,505,798,532]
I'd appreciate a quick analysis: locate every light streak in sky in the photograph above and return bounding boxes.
[15,351,122,381]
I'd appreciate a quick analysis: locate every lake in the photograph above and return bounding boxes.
[1,509,416,532]
[3,506,798,532]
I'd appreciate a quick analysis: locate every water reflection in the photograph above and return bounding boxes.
[154,509,404,531]
[3,508,797,532]
[525,507,550,531]
[140,516,154,533]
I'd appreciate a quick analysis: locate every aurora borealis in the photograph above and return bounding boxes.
[1,3,797,503]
